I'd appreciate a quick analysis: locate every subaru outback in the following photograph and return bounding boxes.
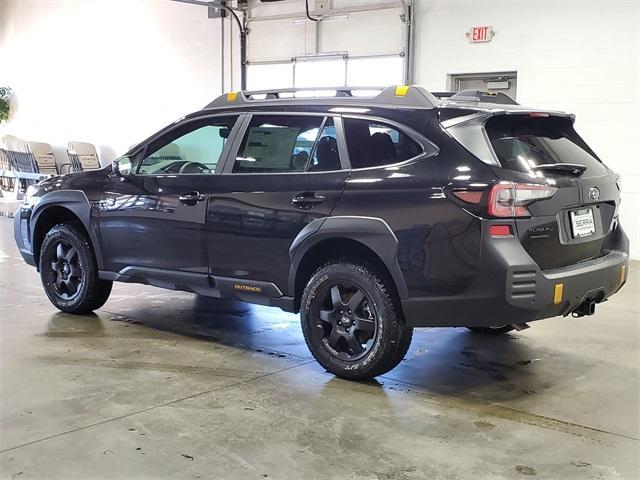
[14,86,629,379]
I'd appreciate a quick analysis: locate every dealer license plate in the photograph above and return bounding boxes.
[570,208,595,238]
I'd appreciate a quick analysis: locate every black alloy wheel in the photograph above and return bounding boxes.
[49,240,84,300]
[315,282,378,361]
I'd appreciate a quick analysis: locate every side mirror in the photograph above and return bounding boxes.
[112,156,132,177]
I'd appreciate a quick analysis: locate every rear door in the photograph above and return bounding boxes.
[483,114,620,269]
[207,113,349,291]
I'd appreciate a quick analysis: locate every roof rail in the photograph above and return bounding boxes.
[204,85,440,109]
[447,89,519,105]
[246,86,386,99]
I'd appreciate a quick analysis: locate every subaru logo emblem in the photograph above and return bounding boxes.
[588,187,600,201]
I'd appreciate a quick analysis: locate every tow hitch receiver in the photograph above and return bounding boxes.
[571,299,596,318]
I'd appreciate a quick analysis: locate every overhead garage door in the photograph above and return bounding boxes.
[245,0,410,90]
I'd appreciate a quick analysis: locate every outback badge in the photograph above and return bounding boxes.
[233,283,262,293]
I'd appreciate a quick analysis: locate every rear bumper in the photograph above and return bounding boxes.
[401,221,629,328]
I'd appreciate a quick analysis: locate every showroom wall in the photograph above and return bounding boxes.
[1,0,638,258]
[0,0,229,161]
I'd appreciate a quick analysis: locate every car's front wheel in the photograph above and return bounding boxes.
[39,223,112,314]
[300,261,412,380]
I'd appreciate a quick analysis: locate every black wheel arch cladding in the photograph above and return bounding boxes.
[289,216,408,300]
[30,190,104,270]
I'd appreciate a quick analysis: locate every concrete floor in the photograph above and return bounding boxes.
[0,203,639,479]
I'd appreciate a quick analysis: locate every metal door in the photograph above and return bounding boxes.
[450,71,518,99]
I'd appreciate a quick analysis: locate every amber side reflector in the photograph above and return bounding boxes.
[553,283,564,305]
[489,225,512,237]
[227,92,238,102]
[395,85,409,97]
[452,190,483,203]
[620,265,626,285]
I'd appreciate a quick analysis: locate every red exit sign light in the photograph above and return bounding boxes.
[467,26,494,43]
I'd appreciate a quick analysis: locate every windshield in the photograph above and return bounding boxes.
[485,115,607,177]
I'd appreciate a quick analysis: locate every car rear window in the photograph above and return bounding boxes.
[484,115,607,177]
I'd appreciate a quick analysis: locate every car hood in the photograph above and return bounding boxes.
[27,167,109,202]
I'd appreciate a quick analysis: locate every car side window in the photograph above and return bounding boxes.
[343,118,422,169]
[232,115,326,173]
[137,116,238,175]
[308,118,341,172]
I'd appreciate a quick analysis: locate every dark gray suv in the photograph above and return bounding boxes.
[14,86,629,379]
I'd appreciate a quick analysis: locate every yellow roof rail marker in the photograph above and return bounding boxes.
[395,85,409,97]
[227,92,238,102]
[553,283,564,305]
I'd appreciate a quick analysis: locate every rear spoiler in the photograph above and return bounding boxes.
[440,109,576,129]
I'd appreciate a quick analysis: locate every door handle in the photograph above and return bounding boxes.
[291,192,325,209]
[179,191,205,206]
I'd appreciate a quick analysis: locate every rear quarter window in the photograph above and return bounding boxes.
[343,118,423,169]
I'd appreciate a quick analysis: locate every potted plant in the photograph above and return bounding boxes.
[0,87,12,124]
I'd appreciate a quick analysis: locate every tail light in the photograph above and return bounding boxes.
[488,182,557,217]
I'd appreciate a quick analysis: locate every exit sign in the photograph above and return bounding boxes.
[467,26,494,43]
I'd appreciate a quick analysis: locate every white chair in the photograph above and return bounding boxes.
[26,141,59,176]
[67,141,101,172]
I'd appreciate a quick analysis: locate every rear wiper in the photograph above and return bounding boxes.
[531,163,587,176]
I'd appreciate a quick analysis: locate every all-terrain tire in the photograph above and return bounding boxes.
[300,261,412,380]
[39,223,113,314]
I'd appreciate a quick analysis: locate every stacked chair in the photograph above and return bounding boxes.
[0,136,102,198]
[0,135,60,198]
[1,135,40,195]
[0,137,17,192]
[67,141,101,172]
[26,140,59,176]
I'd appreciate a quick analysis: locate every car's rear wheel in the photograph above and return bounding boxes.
[300,261,412,380]
[467,325,516,335]
[39,223,112,314]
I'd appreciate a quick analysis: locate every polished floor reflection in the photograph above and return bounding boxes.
[0,205,638,479]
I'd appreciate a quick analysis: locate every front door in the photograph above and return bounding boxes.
[207,113,349,291]
[99,114,241,274]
